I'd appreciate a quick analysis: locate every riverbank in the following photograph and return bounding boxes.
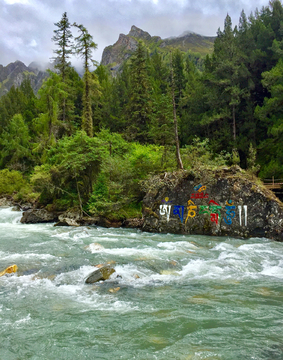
[1,166,283,241]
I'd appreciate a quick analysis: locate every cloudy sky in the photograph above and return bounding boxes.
[0,0,269,68]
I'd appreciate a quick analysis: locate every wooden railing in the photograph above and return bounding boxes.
[263,177,283,189]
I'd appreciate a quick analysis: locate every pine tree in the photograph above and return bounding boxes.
[52,12,74,124]
[52,12,73,81]
[170,53,183,170]
[73,23,98,137]
[172,49,186,111]
[127,41,152,143]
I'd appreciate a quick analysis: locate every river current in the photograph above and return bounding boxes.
[1,207,283,359]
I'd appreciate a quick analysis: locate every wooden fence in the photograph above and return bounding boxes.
[263,177,283,189]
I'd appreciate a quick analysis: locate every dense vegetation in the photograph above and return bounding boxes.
[0,1,283,218]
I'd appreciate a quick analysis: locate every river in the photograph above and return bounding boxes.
[1,207,283,359]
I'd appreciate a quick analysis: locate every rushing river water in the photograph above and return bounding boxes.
[1,207,283,359]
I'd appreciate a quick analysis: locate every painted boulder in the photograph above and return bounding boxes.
[142,166,283,241]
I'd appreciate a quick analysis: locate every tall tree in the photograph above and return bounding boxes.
[73,23,98,137]
[127,41,152,143]
[52,12,73,124]
[170,54,183,170]
[204,14,251,146]
[172,49,186,112]
[52,12,73,81]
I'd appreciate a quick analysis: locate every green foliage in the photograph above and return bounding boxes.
[0,114,33,171]
[232,148,240,166]
[0,169,37,202]
[87,173,109,214]
[181,138,231,169]
[126,41,153,143]
[0,169,28,194]
[247,143,260,174]
[259,158,283,179]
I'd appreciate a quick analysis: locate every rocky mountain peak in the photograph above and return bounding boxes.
[0,60,48,97]
[101,25,215,74]
[128,25,152,41]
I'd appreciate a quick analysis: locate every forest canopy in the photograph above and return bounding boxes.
[0,1,283,217]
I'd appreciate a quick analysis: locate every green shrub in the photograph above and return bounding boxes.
[0,169,38,202]
[0,169,28,194]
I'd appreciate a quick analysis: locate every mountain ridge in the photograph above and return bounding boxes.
[101,25,215,72]
[0,60,48,97]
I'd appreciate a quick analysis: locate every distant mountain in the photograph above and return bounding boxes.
[0,60,48,97]
[101,25,215,72]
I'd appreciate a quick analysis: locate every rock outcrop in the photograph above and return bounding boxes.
[142,167,283,241]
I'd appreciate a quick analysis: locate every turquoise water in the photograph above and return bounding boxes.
[1,207,283,359]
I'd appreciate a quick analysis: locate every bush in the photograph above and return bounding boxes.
[0,169,38,202]
[0,169,28,194]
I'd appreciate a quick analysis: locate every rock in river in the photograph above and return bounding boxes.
[85,264,116,284]
[142,166,283,241]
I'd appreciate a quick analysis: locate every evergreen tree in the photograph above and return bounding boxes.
[127,41,152,143]
[52,12,74,125]
[52,12,73,81]
[172,49,186,111]
[204,14,251,147]
[73,23,98,137]
[33,71,67,154]
[0,114,32,171]
[170,54,183,170]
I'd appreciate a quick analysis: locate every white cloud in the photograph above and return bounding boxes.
[4,0,30,4]
[29,39,37,47]
[0,0,272,67]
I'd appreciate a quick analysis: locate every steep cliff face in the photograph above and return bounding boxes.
[142,167,283,241]
[0,60,48,96]
[101,25,215,73]
[101,33,139,71]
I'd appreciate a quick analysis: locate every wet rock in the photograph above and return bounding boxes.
[85,264,116,284]
[20,209,58,224]
[54,218,80,227]
[142,167,283,241]
[122,218,144,228]
[0,197,14,207]
[95,217,122,228]
[55,209,81,226]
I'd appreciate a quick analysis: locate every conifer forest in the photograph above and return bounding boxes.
[1,1,283,218]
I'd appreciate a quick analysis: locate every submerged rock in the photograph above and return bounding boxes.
[85,243,105,252]
[142,167,283,241]
[85,264,116,284]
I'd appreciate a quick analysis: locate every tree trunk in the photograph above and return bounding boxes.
[232,104,236,142]
[171,55,183,170]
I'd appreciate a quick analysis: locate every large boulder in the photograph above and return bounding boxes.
[142,167,283,241]
[20,209,58,224]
